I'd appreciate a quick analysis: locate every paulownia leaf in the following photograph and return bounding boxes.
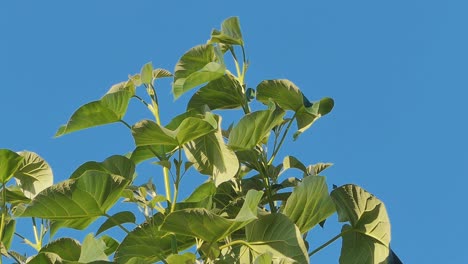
[14,151,53,198]
[27,252,62,264]
[187,73,244,111]
[140,62,153,85]
[38,238,81,261]
[56,80,135,137]
[0,149,24,183]
[173,44,225,99]
[282,156,307,174]
[97,211,136,235]
[228,106,285,151]
[282,176,336,233]
[244,213,309,264]
[294,97,334,140]
[20,171,130,232]
[70,155,135,181]
[2,219,15,250]
[130,145,176,164]
[101,235,119,256]
[184,115,239,186]
[79,234,109,263]
[331,184,392,264]
[209,16,244,46]
[161,190,263,242]
[166,253,197,264]
[307,162,333,176]
[114,214,194,263]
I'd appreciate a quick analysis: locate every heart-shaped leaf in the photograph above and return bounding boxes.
[13,151,53,198]
[209,16,244,46]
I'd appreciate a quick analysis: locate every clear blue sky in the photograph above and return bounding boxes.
[1,1,467,263]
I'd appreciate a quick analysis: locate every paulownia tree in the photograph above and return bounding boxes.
[0,17,401,264]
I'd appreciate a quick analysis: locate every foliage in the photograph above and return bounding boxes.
[0,17,401,263]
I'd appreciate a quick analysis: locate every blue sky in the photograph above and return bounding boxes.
[1,1,467,263]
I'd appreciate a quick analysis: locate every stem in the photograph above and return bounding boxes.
[170,148,183,212]
[309,229,352,257]
[32,218,41,248]
[119,120,132,130]
[104,214,130,234]
[219,240,254,251]
[0,183,7,263]
[267,114,296,165]
[133,94,150,108]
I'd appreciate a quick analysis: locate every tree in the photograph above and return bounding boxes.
[0,17,401,263]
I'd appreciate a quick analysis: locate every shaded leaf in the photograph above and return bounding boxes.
[161,190,263,242]
[114,215,194,263]
[245,213,309,264]
[282,176,336,233]
[282,156,307,174]
[0,149,24,183]
[166,253,197,264]
[56,81,135,137]
[228,106,285,151]
[294,97,334,140]
[39,238,81,261]
[173,44,225,99]
[331,184,391,264]
[209,16,244,46]
[1,219,15,250]
[184,115,239,186]
[130,145,176,164]
[187,73,244,111]
[307,162,333,176]
[257,79,307,112]
[27,252,62,264]
[97,211,136,235]
[100,235,119,256]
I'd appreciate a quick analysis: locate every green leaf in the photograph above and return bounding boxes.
[253,252,273,264]
[184,115,239,186]
[244,213,309,264]
[0,186,31,205]
[331,184,391,264]
[79,234,108,263]
[13,151,53,198]
[282,156,307,174]
[130,145,176,164]
[282,176,336,233]
[70,155,135,181]
[166,253,197,264]
[256,79,308,112]
[39,238,81,261]
[97,211,136,235]
[114,215,194,263]
[228,106,285,151]
[153,68,173,79]
[294,97,334,140]
[100,235,119,256]
[209,16,244,46]
[20,171,130,232]
[187,73,244,111]
[1,219,15,250]
[56,81,135,137]
[0,149,24,183]
[307,162,333,176]
[173,44,226,99]
[140,62,153,85]
[161,190,263,242]
[27,252,62,264]
[184,182,216,203]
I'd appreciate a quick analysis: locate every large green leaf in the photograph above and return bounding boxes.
[187,73,244,111]
[130,145,176,164]
[256,79,308,112]
[244,213,309,264]
[161,190,263,242]
[38,238,81,261]
[184,115,239,186]
[173,44,226,99]
[114,214,194,263]
[13,151,53,198]
[166,253,197,264]
[55,81,135,137]
[282,176,336,233]
[70,155,135,181]
[20,171,130,231]
[0,149,24,183]
[228,106,285,151]
[294,97,334,140]
[331,184,391,264]
[132,116,216,148]
[27,252,62,264]
[209,16,244,46]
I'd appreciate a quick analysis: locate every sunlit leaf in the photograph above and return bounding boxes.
[331,184,391,264]
[153,68,173,79]
[38,238,81,261]
[79,234,108,263]
[244,213,309,264]
[70,155,135,181]
[0,149,24,183]
[228,106,285,151]
[209,16,244,46]
[294,97,334,140]
[187,73,244,111]
[56,81,135,137]
[166,253,197,264]
[140,62,153,85]
[184,115,239,186]
[97,211,136,235]
[161,190,263,242]
[282,156,307,174]
[307,162,333,176]
[256,79,307,112]
[173,44,225,99]
[282,176,335,233]
[13,151,53,199]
